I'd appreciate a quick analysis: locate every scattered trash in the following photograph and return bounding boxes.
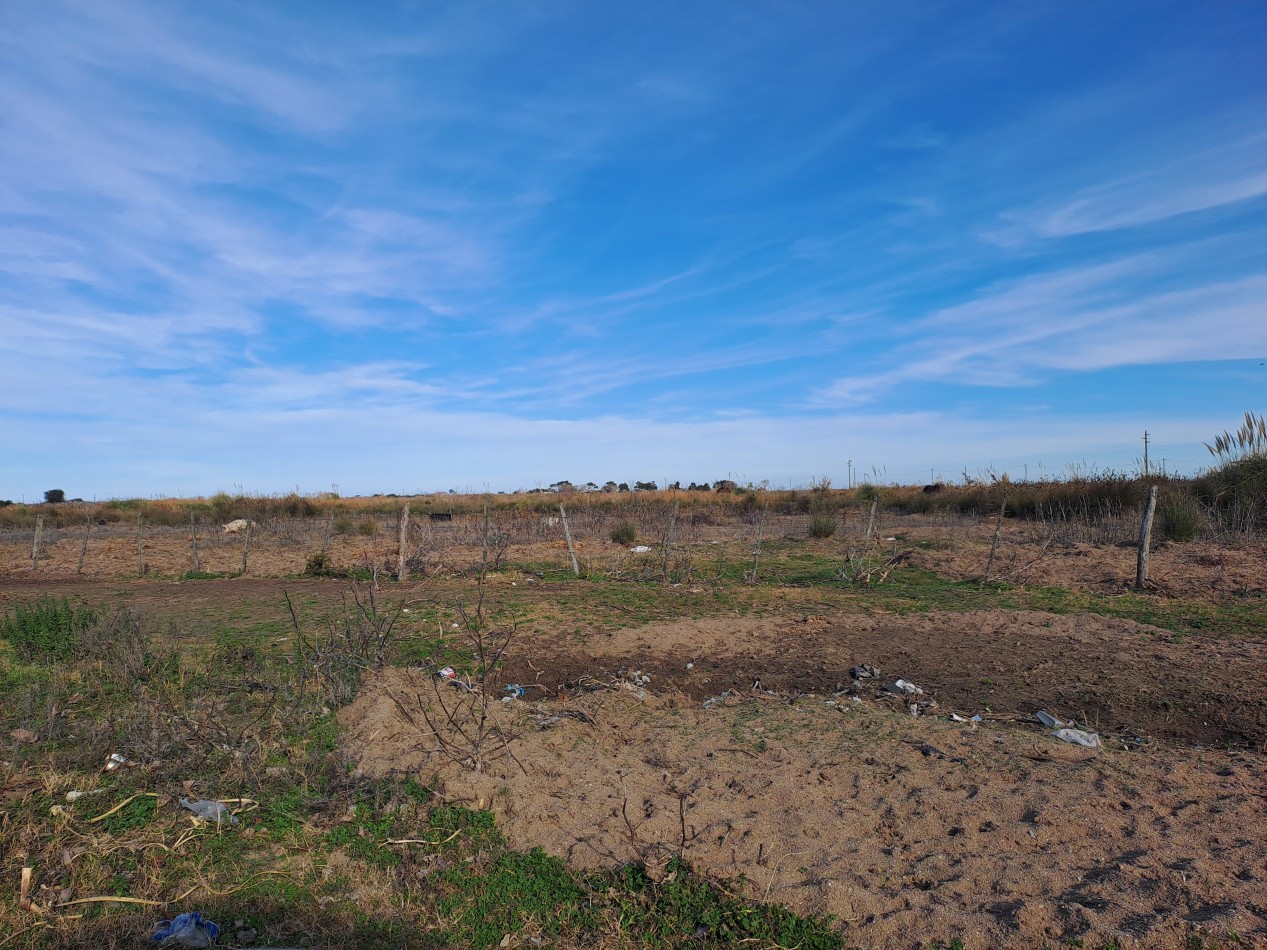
[10,728,38,743]
[1035,710,1066,728]
[949,713,984,724]
[909,703,921,717]
[104,752,130,771]
[685,662,694,671]
[65,789,105,803]
[438,666,457,680]
[884,536,897,542]
[535,708,595,730]
[630,545,652,553]
[1052,728,1102,748]
[888,679,924,695]
[503,685,525,698]
[152,911,219,947]
[179,798,240,826]
[850,664,880,680]
[702,690,735,709]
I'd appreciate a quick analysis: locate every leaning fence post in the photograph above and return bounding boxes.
[864,498,878,543]
[1136,485,1158,590]
[30,515,44,572]
[558,504,580,577]
[982,495,1008,586]
[397,503,410,581]
[77,515,92,575]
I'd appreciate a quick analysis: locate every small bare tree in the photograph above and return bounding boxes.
[386,519,524,773]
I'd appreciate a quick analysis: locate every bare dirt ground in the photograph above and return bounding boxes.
[347,666,1266,949]
[3,516,1266,948]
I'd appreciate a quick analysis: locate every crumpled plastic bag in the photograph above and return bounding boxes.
[179,797,239,825]
[1052,727,1102,748]
[152,910,219,946]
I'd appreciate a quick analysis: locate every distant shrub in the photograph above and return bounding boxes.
[358,517,380,537]
[280,493,320,518]
[610,521,637,545]
[856,483,879,503]
[303,552,349,578]
[808,515,838,539]
[43,489,65,504]
[1,597,97,661]
[333,516,355,536]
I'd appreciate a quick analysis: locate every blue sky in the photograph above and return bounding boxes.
[2,1,1265,498]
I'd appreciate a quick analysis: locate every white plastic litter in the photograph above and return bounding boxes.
[65,789,105,802]
[892,679,924,695]
[179,797,240,825]
[104,752,128,771]
[630,545,652,553]
[1036,710,1065,728]
[1052,728,1101,748]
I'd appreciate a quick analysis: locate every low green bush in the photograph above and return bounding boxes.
[808,515,838,538]
[0,597,97,661]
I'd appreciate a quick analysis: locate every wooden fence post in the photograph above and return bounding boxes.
[1136,485,1158,590]
[864,498,878,543]
[661,502,678,583]
[559,504,580,577]
[397,503,410,581]
[30,515,43,572]
[982,495,1008,586]
[240,521,252,576]
[321,510,334,557]
[77,516,92,575]
[189,511,201,574]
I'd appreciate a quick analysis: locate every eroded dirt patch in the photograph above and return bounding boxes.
[493,610,1267,750]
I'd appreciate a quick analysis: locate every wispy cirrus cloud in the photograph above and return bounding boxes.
[3,1,1266,495]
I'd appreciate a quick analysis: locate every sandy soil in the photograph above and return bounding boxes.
[345,649,1267,949]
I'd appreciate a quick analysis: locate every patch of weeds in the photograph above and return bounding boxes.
[438,847,593,947]
[0,596,97,661]
[180,570,231,580]
[99,793,158,834]
[326,803,404,869]
[256,785,309,836]
[609,857,839,948]
[302,551,352,579]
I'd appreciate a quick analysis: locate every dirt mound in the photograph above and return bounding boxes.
[343,662,1267,949]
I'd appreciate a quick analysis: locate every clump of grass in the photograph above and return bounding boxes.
[333,515,355,535]
[302,551,349,578]
[358,516,380,537]
[0,597,97,661]
[610,520,638,545]
[1157,489,1202,542]
[808,515,838,539]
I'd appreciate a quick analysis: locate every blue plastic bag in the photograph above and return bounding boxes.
[152,911,219,946]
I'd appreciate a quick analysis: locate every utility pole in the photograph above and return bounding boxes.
[847,459,853,489]
[1143,431,1150,478]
